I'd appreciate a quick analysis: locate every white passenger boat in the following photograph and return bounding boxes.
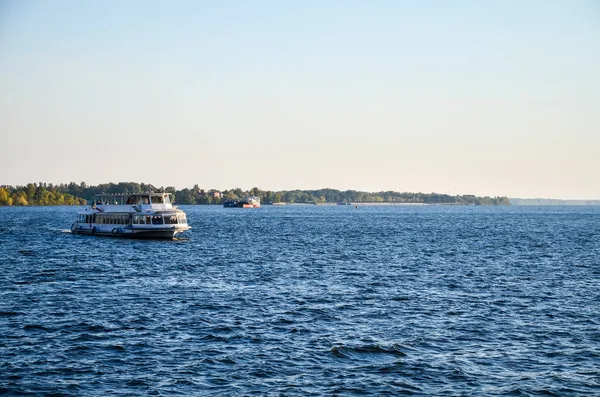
[71,193,191,239]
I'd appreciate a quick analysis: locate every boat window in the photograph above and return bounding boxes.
[164,215,178,224]
[164,195,171,204]
[126,196,135,205]
[141,196,150,204]
[152,215,164,225]
[151,195,164,204]
[177,214,187,224]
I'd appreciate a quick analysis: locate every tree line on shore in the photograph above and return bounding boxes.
[0,182,510,206]
[0,183,86,206]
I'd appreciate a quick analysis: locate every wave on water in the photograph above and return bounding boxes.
[1,205,599,396]
[331,343,408,360]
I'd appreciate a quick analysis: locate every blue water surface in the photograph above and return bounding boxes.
[1,205,599,396]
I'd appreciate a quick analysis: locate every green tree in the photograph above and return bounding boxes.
[13,192,28,206]
[0,188,13,205]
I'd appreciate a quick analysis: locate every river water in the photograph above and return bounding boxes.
[1,205,599,396]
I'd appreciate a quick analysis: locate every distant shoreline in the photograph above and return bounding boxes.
[510,198,600,206]
[2,202,600,208]
[3,182,598,207]
[0,183,511,206]
[314,202,427,206]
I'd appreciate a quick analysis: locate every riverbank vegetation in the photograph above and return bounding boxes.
[0,182,510,206]
[0,184,86,206]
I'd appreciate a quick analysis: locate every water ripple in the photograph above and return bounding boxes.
[1,205,599,395]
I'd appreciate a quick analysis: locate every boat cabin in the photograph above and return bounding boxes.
[92,193,172,207]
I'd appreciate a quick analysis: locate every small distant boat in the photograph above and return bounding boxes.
[70,193,191,239]
[223,196,261,208]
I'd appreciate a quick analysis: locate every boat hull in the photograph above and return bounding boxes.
[71,225,189,239]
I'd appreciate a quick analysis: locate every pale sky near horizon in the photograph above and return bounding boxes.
[1,1,598,199]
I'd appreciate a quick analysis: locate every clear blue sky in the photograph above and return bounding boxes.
[1,0,598,199]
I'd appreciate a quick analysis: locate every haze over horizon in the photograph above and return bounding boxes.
[1,1,598,200]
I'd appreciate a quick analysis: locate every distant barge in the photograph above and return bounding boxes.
[223,196,261,208]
